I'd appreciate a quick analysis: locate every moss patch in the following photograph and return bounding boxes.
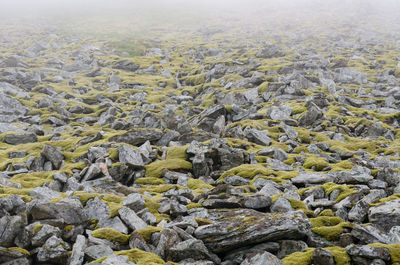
[145,159,192,178]
[91,228,130,244]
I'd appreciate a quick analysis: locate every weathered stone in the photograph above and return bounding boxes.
[194,209,311,253]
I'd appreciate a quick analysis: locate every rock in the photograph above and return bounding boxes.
[121,193,146,212]
[3,132,37,145]
[335,67,368,84]
[194,209,311,253]
[84,244,114,261]
[31,224,62,246]
[0,215,25,247]
[298,102,323,126]
[270,197,294,212]
[368,199,400,232]
[345,244,391,261]
[291,173,334,185]
[244,128,271,146]
[241,251,283,265]
[0,93,28,117]
[118,145,144,167]
[37,235,70,263]
[29,186,62,201]
[101,255,136,265]
[169,238,220,264]
[83,197,111,221]
[41,144,64,170]
[118,207,147,230]
[68,235,86,265]
[312,247,335,265]
[110,129,163,145]
[29,198,87,225]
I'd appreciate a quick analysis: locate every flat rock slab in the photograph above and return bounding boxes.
[194,209,311,253]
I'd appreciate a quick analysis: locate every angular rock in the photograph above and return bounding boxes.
[194,209,311,253]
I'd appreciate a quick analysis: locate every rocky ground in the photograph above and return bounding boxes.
[1,2,400,265]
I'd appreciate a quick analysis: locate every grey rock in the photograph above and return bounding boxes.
[270,197,294,212]
[36,235,70,263]
[241,251,283,265]
[110,129,163,145]
[345,244,391,261]
[69,235,86,265]
[118,145,144,167]
[223,175,249,186]
[291,173,334,185]
[312,247,335,265]
[121,193,145,212]
[29,198,86,225]
[31,224,62,247]
[0,215,25,247]
[368,199,400,232]
[41,144,64,170]
[4,132,37,145]
[0,93,28,116]
[83,197,110,220]
[29,186,62,201]
[101,255,135,265]
[84,244,114,260]
[169,238,220,264]
[118,207,147,230]
[194,209,311,253]
[244,128,271,146]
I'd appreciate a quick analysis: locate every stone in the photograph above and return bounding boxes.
[3,132,37,145]
[368,199,400,232]
[29,198,86,225]
[110,129,163,145]
[121,193,145,212]
[241,251,283,265]
[194,209,311,253]
[345,244,391,261]
[118,207,147,230]
[0,215,25,247]
[69,235,86,265]
[118,145,144,167]
[41,144,64,170]
[169,238,220,263]
[312,247,335,265]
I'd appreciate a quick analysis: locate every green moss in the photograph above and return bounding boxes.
[10,172,53,188]
[5,247,30,256]
[33,224,44,234]
[135,177,166,185]
[115,248,165,265]
[64,225,74,232]
[183,73,206,86]
[135,226,163,242]
[187,202,202,209]
[91,228,130,244]
[287,198,314,217]
[145,159,192,178]
[321,182,358,202]
[368,243,400,263]
[295,127,311,144]
[282,248,315,265]
[166,145,189,160]
[219,164,271,182]
[325,246,351,265]
[303,155,329,171]
[187,178,213,190]
[319,209,335,216]
[310,216,353,241]
[369,194,400,206]
[195,217,213,226]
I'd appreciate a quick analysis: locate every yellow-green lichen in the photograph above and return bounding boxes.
[91,228,130,244]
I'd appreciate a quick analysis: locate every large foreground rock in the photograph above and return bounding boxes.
[194,209,311,253]
[368,199,400,232]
